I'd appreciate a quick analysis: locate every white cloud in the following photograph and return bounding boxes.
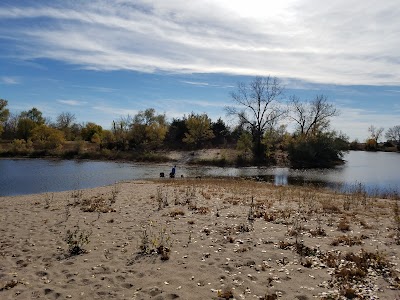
[181,81,209,86]
[331,105,399,141]
[57,99,87,106]
[0,0,399,85]
[0,76,20,84]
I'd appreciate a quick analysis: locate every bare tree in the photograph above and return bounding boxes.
[226,76,286,161]
[290,94,338,137]
[385,125,400,144]
[56,112,76,129]
[368,125,384,142]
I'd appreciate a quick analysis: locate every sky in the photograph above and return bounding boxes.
[0,0,399,141]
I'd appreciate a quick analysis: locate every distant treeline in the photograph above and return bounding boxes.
[1,77,399,167]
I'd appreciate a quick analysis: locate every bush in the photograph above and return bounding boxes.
[64,226,91,256]
[288,132,345,168]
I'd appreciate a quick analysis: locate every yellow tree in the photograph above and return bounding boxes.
[130,109,167,150]
[183,113,214,148]
[31,124,65,150]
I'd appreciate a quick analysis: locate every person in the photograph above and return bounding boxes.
[170,165,176,178]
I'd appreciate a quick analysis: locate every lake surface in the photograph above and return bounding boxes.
[0,151,399,196]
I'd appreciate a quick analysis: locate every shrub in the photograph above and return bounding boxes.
[64,227,91,256]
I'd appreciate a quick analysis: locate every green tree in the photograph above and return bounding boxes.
[236,131,252,159]
[227,76,286,163]
[288,132,346,168]
[0,99,10,136]
[17,118,37,141]
[31,124,65,150]
[81,122,103,142]
[130,109,167,150]
[211,118,230,146]
[183,113,214,148]
[165,118,188,149]
[288,95,345,168]
[20,107,45,125]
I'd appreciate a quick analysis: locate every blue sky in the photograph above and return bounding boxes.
[1,0,399,141]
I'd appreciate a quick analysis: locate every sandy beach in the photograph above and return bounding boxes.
[1,178,400,299]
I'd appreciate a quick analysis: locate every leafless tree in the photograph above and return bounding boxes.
[368,125,384,142]
[290,94,338,137]
[226,76,286,161]
[56,112,76,129]
[385,125,400,144]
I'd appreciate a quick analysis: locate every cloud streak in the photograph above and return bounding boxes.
[0,0,399,85]
[0,76,20,85]
[57,99,87,106]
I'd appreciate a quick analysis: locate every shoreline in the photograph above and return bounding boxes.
[1,178,400,299]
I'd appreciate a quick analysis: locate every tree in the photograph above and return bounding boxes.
[2,112,19,140]
[211,118,230,146]
[227,76,286,162]
[55,112,76,140]
[81,122,103,142]
[0,99,10,136]
[165,118,188,149]
[112,115,132,150]
[236,131,252,159]
[290,95,338,137]
[368,125,384,143]
[385,125,400,144]
[288,131,347,168]
[17,118,37,141]
[129,109,167,150]
[20,107,45,125]
[31,124,65,150]
[183,113,214,148]
[288,95,345,168]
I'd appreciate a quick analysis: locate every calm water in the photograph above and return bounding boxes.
[0,151,399,196]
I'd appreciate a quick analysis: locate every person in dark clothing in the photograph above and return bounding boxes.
[170,165,176,178]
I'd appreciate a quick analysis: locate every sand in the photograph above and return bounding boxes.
[1,178,400,299]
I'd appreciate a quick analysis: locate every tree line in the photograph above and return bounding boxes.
[1,76,398,167]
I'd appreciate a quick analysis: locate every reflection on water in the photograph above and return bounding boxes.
[274,168,289,186]
[0,151,399,196]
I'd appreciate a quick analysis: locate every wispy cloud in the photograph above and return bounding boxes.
[0,76,20,84]
[181,81,210,86]
[331,105,399,140]
[92,105,138,116]
[1,1,399,85]
[57,99,87,106]
[70,84,116,93]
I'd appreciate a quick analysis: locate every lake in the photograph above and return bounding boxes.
[0,151,399,196]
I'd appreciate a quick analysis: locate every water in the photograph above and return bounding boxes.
[0,151,399,196]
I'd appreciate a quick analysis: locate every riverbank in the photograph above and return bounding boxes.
[1,178,400,299]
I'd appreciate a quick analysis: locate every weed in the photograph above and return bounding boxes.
[138,228,151,254]
[237,223,251,233]
[196,206,210,214]
[217,287,234,299]
[138,223,172,260]
[393,200,400,244]
[64,226,91,256]
[337,218,351,232]
[248,196,255,221]
[81,195,115,213]
[110,182,119,204]
[331,235,363,247]
[261,292,278,300]
[44,192,54,209]
[170,208,185,217]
